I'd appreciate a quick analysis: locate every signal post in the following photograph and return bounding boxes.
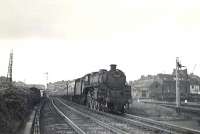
[175,57,185,113]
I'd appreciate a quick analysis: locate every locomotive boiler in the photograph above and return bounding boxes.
[66,64,131,113]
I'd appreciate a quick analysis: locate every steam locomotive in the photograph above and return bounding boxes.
[66,64,131,113]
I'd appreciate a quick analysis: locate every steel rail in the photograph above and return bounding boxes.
[56,98,129,134]
[51,99,86,134]
[57,98,200,134]
[91,109,173,134]
[57,98,174,133]
[31,102,44,134]
[141,100,200,112]
[125,113,200,134]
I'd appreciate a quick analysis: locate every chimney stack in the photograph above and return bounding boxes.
[110,64,117,71]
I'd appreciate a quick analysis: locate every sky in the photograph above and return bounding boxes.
[1,0,200,85]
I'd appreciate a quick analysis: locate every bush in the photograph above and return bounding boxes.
[0,87,41,134]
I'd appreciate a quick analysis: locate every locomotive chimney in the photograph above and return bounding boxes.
[110,64,117,71]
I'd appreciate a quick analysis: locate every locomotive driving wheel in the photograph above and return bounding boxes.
[101,101,108,112]
[86,92,92,109]
[87,92,99,110]
[96,102,100,111]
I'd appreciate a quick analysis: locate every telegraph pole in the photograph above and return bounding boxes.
[7,50,13,88]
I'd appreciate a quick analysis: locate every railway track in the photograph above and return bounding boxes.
[125,114,200,134]
[56,98,167,134]
[140,100,200,108]
[141,100,200,114]
[40,99,77,134]
[57,97,200,134]
[52,97,130,134]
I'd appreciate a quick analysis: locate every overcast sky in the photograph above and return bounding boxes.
[1,0,200,84]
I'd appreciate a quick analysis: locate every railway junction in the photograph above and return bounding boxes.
[31,96,200,134]
[0,52,200,134]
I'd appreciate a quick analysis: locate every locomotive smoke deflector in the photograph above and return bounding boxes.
[110,64,117,71]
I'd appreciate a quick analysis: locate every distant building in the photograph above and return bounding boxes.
[27,84,45,90]
[0,76,9,89]
[0,76,45,90]
[189,74,200,92]
[130,69,200,101]
[13,81,26,87]
[13,81,45,89]
[47,80,68,95]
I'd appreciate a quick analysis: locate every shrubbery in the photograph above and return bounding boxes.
[0,87,41,134]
